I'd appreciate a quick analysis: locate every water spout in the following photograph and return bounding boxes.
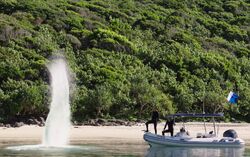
[42,58,71,146]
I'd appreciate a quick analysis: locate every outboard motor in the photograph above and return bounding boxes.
[223,129,238,138]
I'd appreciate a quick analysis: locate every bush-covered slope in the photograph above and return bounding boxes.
[0,0,249,122]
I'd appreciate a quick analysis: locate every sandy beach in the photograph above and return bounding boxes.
[0,122,249,145]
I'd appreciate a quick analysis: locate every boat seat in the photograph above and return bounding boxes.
[196,132,215,138]
[196,133,203,138]
[203,133,215,138]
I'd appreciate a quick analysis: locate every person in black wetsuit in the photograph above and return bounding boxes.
[162,118,175,136]
[145,110,159,134]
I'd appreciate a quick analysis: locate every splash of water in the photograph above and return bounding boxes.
[42,58,71,146]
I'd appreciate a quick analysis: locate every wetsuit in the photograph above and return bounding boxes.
[145,111,159,134]
[162,119,174,136]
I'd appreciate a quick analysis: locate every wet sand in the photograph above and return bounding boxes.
[0,122,249,145]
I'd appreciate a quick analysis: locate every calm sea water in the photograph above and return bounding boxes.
[0,141,249,157]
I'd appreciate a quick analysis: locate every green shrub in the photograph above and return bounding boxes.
[89,28,137,53]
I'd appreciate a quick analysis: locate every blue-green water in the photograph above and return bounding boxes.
[146,146,250,157]
[0,141,249,157]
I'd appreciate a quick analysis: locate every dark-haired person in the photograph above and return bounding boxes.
[162,118,175,136]
[145,110,159,134]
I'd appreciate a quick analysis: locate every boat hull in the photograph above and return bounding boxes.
[143,132,245,148]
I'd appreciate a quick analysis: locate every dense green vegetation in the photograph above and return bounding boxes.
[0,0,249,123]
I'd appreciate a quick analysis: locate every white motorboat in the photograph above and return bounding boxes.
[143,113,245,148]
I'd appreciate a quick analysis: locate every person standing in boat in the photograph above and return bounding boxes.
[162,117,175,136]
[145,110,159,134]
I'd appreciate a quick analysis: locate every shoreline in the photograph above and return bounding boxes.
[0,122,249,145]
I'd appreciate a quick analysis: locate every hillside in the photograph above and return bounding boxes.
[0,0,249,123]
